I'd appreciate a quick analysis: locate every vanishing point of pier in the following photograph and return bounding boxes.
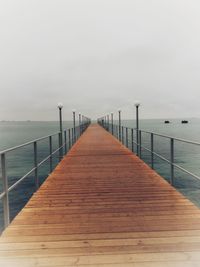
[1,124,200,266]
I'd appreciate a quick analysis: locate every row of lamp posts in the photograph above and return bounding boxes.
[57,103,91,158]
[98,101,141,155]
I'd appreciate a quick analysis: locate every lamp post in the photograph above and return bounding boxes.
[72,109,76,142]
[135,101,140,156]
[111,112,114,135]
[118,109,121,141]
[57,102,63,158]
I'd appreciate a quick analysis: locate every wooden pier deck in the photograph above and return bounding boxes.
[1,124,200,267]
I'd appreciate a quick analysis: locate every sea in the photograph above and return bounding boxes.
[1,118,200,232]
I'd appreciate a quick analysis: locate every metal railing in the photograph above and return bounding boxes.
[98,119,200,188]
[0,121,90,230]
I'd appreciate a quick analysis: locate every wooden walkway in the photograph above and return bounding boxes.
[1,124,200,267]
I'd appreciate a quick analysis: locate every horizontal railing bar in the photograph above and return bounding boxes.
[0,192,6,200]
[37,142,67,168]
[139,144,172,164]
[139,145,152,153]
[140,130,200,146]
[100,121,200,186]
[173,163,200,181]
[128,139,138,146]
[108,123,200,146]
[0,122,90,231]
[7,142,68,193]
[0,131,61,155]
[8,167,37,193]
[140,144,200,181]
[37,155,52,168]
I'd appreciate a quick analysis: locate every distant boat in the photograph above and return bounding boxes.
[164,120,170,124]
[181,120,188,124]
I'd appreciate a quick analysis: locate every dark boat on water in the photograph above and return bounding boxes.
[164,120,170,124]
[182,120,188,124]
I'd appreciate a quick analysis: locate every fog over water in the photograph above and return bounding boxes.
[0,0,200,120]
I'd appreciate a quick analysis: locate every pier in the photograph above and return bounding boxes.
[1,124,200,266]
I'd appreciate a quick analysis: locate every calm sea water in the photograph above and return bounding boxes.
[0,119,200,231]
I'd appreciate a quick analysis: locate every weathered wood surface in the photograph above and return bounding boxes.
[0,124,200,267]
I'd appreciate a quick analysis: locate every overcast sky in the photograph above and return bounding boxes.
[0,0,200,120]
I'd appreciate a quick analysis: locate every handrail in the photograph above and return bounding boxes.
[0,121,91,231]
[0,131,61,155]
[111,123,200,146]
[98,120,200,190]
[140,129,200,146]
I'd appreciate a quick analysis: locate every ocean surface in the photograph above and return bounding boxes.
[1,119,200,231]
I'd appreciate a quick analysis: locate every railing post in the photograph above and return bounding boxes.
[58,104,63,156]
[122,126,124,144]
[136,129,139,156]
[131,129,134,152]
[68,129,71,149]
[126,128,128,147]
[139,130,142,158]
[34,141,39,189]
[58,132,63,160]
[151,133,154,169]
[72,128,74,144]
[170,138,174,185]
[75,127,77,140]
[64,130,67,154]
[49,136,53,173]
[73,111,76,143]
[118,110,121,141]
[79,113,81,137]
[1,153,10,228]
[111,113,114,135]
[80,122,82,135]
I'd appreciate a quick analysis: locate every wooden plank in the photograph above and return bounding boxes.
[0,124,200,266]
[0,253,200,267]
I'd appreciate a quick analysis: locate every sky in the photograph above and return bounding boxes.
[0,0,200,121]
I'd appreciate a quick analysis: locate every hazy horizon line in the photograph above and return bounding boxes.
[0,117,198,122]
